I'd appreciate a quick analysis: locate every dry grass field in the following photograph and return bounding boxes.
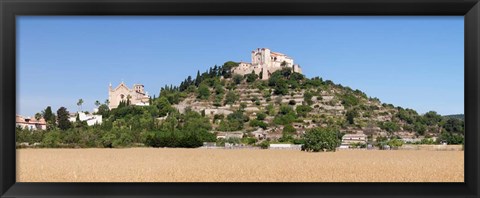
[16,148,463,182]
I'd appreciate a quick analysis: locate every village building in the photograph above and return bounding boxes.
[108,82,150,109]
[340,133,368,149]
[16,115,46,130]
[68,111,103,126]
[232,48,302,80]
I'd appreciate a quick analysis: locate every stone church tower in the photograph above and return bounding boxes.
[108,82,150,109]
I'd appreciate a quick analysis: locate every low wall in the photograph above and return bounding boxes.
[269,144,302,150]
[399,145,463,151]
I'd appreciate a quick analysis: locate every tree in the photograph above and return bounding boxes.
[233,74,243,85]
[34,113,42,120]
[296,105,312,117]
[42,106,54,121]
[97,104,110,117]
[57,107,72,130]
[195,70,202,86]
[126,95,132,106]
[221,61,238,78]
[273,79,288,95]
[42,106,56,129]
[346,109,359,125]
[225,91,239,105]
[245,72,258,83]
[381,121,400,134]
[414,122,427,135]
[154,97,173,117]
[77,99,84,112]
[303,91,314,105]
[423,111,443,126]
[301,127,340,152]
[443,118,464,134]
[439,131,464,144]
[250,119,267,129]
[197,84,210,100]
[95,100,101,108]
[341,94,359,108]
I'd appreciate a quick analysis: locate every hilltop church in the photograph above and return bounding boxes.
[108,82,150,109]
[232,48,302,80]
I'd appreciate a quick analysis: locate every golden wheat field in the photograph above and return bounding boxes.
[16,148,463,182]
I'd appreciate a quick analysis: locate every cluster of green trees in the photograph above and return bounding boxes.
[16,103,215,148]
[144,110,216,148]
[393,108,464,144]
[267,68,304,95]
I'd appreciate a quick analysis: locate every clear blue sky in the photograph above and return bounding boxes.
[17,16,464,116]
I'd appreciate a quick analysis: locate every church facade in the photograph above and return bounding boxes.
[108,82,150,109]
[232,48,302,80]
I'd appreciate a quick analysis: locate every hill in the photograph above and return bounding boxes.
[17,61,464,149]
[152,61,465,145]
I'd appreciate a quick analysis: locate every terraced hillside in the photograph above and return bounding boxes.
[158,61,464,145]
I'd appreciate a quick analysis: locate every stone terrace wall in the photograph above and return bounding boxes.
[399,145,463,151]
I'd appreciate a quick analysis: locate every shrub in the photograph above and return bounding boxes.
[243,137,257,145]
[233,74,244,84]
[256,112,267,120]
[283,124,296,134]
[387,139,404,149]
[288,100,296,105]
[259,141,270,149]
[296,105,312,117]
[250,119,268,129]
[101,131,117,148]
[41,131,62,148]
[245,72,258,83]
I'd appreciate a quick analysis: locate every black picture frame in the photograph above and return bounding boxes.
[1,0,479,197]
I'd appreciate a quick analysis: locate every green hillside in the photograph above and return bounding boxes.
[152,61,464,145]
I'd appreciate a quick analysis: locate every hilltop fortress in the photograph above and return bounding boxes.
[232,48,302,80]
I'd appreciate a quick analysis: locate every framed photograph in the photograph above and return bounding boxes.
[1,0,479,197]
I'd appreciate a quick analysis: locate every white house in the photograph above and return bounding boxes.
[69,111,102,126]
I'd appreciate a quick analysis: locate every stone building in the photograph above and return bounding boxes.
[108,82,150,109]
[232,48,302,80]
